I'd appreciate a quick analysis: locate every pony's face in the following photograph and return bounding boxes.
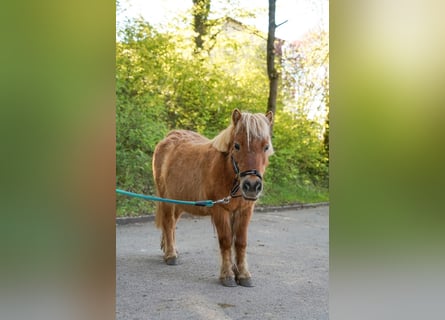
[230,109,274,201]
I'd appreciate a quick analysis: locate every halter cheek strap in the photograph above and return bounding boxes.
[231,155,263,179]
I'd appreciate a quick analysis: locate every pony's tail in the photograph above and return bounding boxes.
[152,144,163,230]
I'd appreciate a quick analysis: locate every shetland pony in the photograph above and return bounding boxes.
[152,109,273,287]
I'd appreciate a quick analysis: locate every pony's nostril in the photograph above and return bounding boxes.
[255,181,262,193]
[242,181,251,192]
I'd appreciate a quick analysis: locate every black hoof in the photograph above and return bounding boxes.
[220,276,237,287]
[237,277,254,287]
[165,257,178,265]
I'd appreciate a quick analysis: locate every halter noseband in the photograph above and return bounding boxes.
[230,155,262,198]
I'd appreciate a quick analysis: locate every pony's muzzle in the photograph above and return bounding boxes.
[241,176,263,200]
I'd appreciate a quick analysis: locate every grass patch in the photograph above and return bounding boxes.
[259,181,329,206]
[116,197,155,217]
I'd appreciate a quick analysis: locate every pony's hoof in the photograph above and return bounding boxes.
[237,277,254,287]
[220,276,237,287]
[165,257,178,265]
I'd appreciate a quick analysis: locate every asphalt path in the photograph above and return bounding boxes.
[116,206,329,320]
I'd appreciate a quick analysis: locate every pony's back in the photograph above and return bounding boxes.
[152,129,213,227]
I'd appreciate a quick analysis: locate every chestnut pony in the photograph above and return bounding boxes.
[152,109,273,287]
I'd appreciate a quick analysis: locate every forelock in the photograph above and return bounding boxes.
[235,112,272,150]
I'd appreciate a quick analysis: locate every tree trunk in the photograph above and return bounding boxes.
[192,0,211,52]
[267,0,278,130]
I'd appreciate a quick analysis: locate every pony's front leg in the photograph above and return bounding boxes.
[213,209,237,287]
[233,208,254,287]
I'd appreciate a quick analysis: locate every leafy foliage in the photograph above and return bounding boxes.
[273,29,329,190]
[116,22,169,215]
[116,18,328,216]
[268,110,328,189]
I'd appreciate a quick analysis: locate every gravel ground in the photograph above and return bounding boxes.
[116,206,329,320]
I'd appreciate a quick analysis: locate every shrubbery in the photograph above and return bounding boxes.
[116,20,328,216]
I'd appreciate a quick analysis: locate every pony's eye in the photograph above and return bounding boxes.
[264,145,269,152]
[234,143,240,151]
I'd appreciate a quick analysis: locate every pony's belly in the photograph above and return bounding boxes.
[176,205,212,217]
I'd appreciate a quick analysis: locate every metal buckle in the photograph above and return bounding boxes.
[213,196,231,205]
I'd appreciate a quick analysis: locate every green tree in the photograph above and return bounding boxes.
[267,0,279,122]
[266,29,329,191]
[192,0,211,51]
[116,18,271,215]
[116,16,329,216]
[116,21,170,215]
[282,29,329,133]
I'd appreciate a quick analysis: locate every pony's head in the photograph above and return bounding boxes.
[212,109,274,200]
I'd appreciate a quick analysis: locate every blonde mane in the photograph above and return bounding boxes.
[211,111,273,154]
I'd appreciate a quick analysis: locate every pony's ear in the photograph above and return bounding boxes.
[232,109,242,126]
[265,111,274,125]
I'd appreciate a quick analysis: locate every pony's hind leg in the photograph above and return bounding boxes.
[157,203,179,265]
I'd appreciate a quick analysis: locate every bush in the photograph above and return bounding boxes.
[116,20,328,216]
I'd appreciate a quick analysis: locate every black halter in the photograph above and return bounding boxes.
[230,155,262,198]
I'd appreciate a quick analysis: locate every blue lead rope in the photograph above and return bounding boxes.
[116,189,230,207]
